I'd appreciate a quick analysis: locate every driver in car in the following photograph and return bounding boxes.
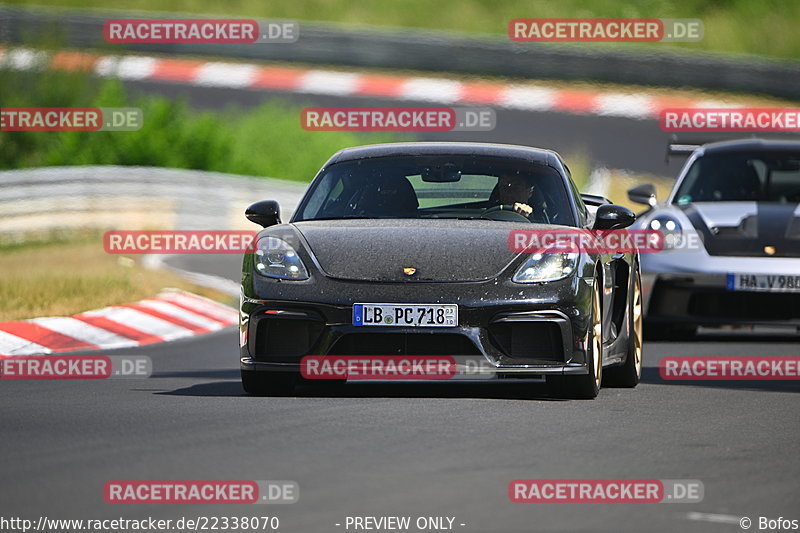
[496,173,535,217]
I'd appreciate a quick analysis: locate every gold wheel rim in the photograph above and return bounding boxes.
[633,272,643,376]
[592,284,602,389]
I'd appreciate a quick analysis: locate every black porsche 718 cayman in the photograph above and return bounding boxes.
[240,142,642,399]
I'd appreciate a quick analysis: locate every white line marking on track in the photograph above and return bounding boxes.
[685,512,743,524]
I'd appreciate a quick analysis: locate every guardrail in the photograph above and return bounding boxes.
[1,6,799,100]
[0,166,305,242]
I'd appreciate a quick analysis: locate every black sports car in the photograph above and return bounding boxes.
[240,142,642,399]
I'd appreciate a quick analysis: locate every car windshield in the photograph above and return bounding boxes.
[673,151,800,204]
[294,154,576,225]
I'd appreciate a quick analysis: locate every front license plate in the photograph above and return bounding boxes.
[353,303,458,327]
[727,273,800,293]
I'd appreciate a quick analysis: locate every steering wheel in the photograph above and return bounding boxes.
[479,205,532,222]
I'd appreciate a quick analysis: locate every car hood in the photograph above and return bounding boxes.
[679,201,800,258]
[293,219,548,282]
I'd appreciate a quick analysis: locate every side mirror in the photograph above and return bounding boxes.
[627,183,657,206]
[245,200,281,228]
[593,204,636,230]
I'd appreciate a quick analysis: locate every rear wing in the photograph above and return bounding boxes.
[664,136,716,162]
[664,136,756,162]
[665,142,703,160]
[580,193,612,207]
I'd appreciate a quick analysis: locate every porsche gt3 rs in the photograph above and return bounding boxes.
[629,139,800,338]
[240,142,642,399]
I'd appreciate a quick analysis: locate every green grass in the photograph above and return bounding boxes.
[0,234,236,321]
[0,70,403,181]
[6,0,800,59]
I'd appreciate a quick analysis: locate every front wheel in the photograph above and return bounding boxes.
[548,281,603,399]
[241,369,297,396]
[604,265,643,388]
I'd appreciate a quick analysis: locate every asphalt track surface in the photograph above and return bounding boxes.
[2,78,799,533]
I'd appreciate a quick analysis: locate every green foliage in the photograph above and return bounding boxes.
[6,0,800,58]
[0,71,403,181]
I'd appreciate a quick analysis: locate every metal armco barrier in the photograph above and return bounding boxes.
[1,6,799,99]
[0,166,306,241]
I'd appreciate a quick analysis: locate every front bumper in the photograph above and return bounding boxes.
[641,251,800,326]
[240,273,594,377]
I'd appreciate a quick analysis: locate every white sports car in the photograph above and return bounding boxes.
[629,138,800,338]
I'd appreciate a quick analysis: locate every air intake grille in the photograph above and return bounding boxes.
[488,322,564,362]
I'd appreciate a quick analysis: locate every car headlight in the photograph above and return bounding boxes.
[513,252,578,283]
[648,215,683,249]
[254,237,309,280]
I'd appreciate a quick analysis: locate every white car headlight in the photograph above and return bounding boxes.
[513,252,579,283]
[648,215,683,249]
[254,237,309,280]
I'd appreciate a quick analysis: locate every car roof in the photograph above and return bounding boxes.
[326,142,561,166]
[698,138,800,155]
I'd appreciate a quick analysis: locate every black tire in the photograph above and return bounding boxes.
[604,265,643,388]
[241,369,297,396]
[548,281,603,400]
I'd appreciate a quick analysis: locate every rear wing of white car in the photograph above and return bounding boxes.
[666,142,704,159]
[664,136,760,162]
[664,137,717,162]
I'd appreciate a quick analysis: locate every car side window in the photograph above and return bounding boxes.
[302,172,341,219]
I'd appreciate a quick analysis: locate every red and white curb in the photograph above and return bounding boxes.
[0,289,238,357]
[0,46,743,120]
